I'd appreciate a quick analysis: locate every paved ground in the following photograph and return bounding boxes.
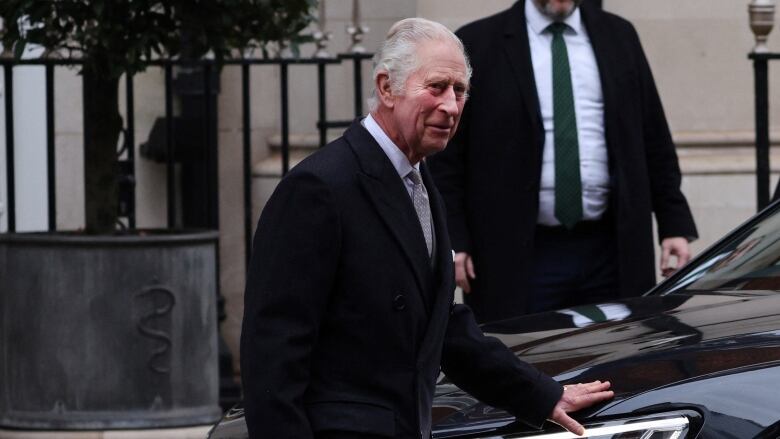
[0,425,212,439]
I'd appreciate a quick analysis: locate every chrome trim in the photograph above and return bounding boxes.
[480,415,689,439]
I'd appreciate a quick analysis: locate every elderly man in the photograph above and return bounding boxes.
[428,0,698,323]
[241,17,612,439]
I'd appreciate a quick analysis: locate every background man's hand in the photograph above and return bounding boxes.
[660,237,691,278]
[549,380,614,436]
[454,252,476,293]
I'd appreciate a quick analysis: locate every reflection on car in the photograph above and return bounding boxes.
[209,200,780,438]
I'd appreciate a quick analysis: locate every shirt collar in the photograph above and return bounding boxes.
[362,113,418,180]
[525,0,583,36]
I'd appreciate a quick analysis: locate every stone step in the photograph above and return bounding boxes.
[677,146,780,175]
[266,133,339,151]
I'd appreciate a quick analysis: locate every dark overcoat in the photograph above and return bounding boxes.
[241,121,562,438]
[428,0,698,323]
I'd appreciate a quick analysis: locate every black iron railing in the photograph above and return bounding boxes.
[3,63,16,233]
[0,54,373,263]
[750,52,779,211]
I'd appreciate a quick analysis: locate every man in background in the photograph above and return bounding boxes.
[429,0,698,323]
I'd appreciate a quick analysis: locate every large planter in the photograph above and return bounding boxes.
[0,231,221,429]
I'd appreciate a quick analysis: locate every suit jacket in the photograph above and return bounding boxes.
[240,120,562,438]
[428,0,698,323]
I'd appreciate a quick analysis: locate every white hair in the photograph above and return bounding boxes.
[367,17,472,112]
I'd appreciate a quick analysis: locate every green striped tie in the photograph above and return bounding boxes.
[549,22,582,229]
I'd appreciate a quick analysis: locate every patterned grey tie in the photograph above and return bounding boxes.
[407,168,433,258]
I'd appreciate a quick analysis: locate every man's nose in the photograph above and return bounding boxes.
[439,86,459,116]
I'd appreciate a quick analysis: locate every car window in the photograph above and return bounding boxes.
[659,205,780,294]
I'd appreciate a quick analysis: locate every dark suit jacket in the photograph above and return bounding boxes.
[241,120,562,438]
[428,0,698,323]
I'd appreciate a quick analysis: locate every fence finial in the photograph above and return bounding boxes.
[313,0,332,58]
[347,0,369,54]
[750,0,776,53]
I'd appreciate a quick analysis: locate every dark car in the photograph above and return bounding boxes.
[210,199,780,438]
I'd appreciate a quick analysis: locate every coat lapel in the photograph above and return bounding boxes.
[344,121,456,360]
[580,3,622,174]
[500,0,546,174]
[501,0,544,142]
[416,162,456,364]
[345,120,431,297]
[421,161,454,303]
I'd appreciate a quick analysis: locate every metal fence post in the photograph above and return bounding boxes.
[749,0,777,209]
[4,64,15,232]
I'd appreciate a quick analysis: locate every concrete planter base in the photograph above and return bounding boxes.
[0,231,221,430]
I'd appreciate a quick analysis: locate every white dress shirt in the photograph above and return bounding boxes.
[526,0,610,226]
[362,114,419,198]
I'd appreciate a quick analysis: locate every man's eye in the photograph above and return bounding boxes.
[453,85,466,96]
[430,83,446,92]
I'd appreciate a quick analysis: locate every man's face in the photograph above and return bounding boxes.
[533,0,583,20]
[387,40,469,164]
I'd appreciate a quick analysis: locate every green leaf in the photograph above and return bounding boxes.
[13,39,26,59]
[1,0,317,74]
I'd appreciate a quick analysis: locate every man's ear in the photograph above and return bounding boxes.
[376,72,394,108]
